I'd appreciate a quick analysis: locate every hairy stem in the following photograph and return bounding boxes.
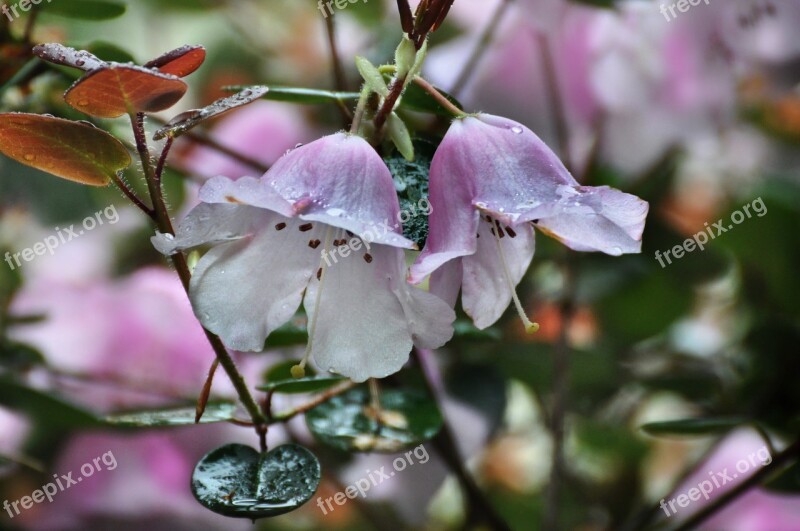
[413,76,465,117]
[129,112,267,443]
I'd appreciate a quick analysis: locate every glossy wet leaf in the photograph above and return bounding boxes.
[65,64,187,118]
[306,387,442,452]
[192,443,321,519]
[153,86,268,140]
[144,45,206,77]
[32,43,105,71]
[259,360,346,395]
[103,403,237,427]
[640,417,747,437]
[0,113,131,186]
[224,85,359,105]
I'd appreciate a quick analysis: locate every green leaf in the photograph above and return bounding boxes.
[103,403,237,427]
[387,112,414,161]
[355,56,389,97]
[192,443,321,519]
[640,417,747,437]
[0,113,131,186]
[264,320,308,348]
[259,360,346,395]
[453,319,502,341]
[0,341,45,370]
[306,387,442,452]
[41,0,127,20]
[224,85,359,106]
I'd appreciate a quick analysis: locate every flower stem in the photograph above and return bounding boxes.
[128,112,268,443]
[371,74,408,143]
[412,76,466,118]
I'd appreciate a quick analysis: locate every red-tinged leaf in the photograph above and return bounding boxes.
[65,64,188,118]
[32,43,105,71]
[144,45,206,78]
[0,113,131,186]
[153,86,269,140]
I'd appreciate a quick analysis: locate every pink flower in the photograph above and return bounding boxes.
[663,429,800,530]
[410,114,648,330]
[155,133,455,382]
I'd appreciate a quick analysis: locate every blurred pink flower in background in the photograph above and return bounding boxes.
[0,407,29,460]
[179,101,317,181]
[664,428,800,530]
[7,267,249,412]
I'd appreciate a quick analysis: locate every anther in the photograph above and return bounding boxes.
[275,222,286,231]
[364,253,373,264]
[299,223,313,232]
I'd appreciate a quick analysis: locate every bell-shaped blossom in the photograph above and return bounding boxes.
[410,114,648,330]
[154,133,455,382]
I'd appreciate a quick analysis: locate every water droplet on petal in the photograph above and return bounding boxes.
[23,154,35,161]
[610,246,623,256]
[511,126,523,134]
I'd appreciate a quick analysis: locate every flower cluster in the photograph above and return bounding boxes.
[155,113,648,382]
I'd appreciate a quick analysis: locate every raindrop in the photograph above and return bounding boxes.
[511,126,523,134]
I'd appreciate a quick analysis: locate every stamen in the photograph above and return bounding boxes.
[309,239,321,249]
[275,222,286,231]
[363,253,373,264]
[299,223,313,232]
[489,216,539,334]
[506,226,517,238]
[293,227,335,378]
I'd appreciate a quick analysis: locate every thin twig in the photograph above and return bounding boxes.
[323,12,352,124]
[155,136,174,184]
[671,438,800,531]
[110,173,155,219]
[22,6,40,44]
[413,76,465,117]
[195,358,219,424]
[270,381,357,423]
